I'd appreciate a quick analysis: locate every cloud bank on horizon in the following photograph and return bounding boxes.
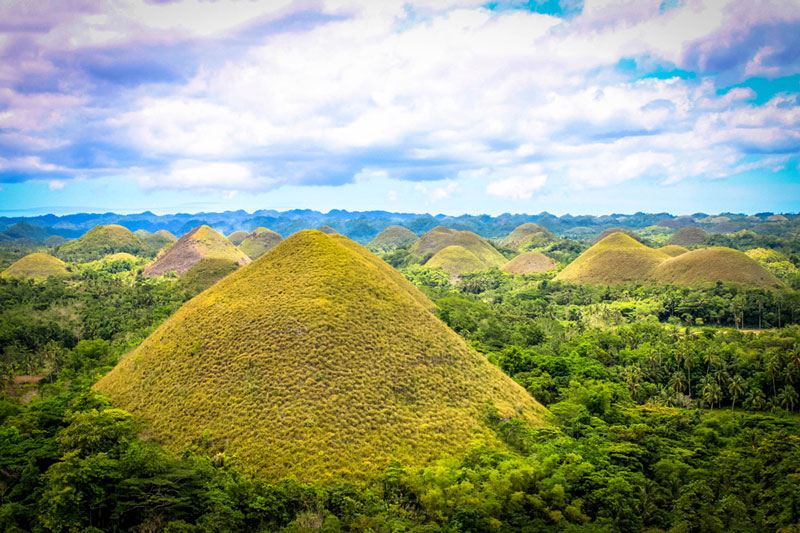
[0,0,799,215]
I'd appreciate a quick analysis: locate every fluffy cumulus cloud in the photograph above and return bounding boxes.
[0,0,798,200]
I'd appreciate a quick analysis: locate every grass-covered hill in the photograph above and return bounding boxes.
[555,233,669,284]
[227,230,250,246]
[425,245,487,278]
[591,227,642,244]
[95,230,544,482]
[368,225,418,252]
[317,225,338,234]
[669,226,708,246]
[651,247,782,289]
[1,253,70,280]
[143,225,251,277]
[657,244,689,257]
[55,225,150,262]
[411,226,507,267]
[238,228,282,260]
[177,258,241,293]
[501,251,557,275]
[154,229,178,242]
[501,223,554,249]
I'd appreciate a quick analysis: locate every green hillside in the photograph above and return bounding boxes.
[501,223,554,249]
[227,230,250,246]
[143,225,251,277]
[657,244,689,257]
[238,227,282,259]
[425,245,487,278]
[555,233,669,284]
[651,247,782,289]
[177,258,241,293]
[411,226,506,267]
[154,229,178,242]
[368,225,418,252]
[95,230,544,482]
[501,251,557,274]
[1,253,70,280]
[669,226,708,246]
[56,224,150,262]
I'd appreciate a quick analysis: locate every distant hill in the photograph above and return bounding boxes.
[669,226,708,246]
[555,233,669,284]
[56,225,150,262]
[368,225,418,252]
[143,225,251,277]
[177,258,241,293]
[2,253,70,280]
[425,245,487,278]
[412,227,506,268]
[591,227,643,244]
[238,228,282,259]
[154,229,178,242]
[1,221,49,242]
[227,230,250,246]
[95,230,544,482]
[501,223,554,249]
[651,247,782,289]
[501,252,557,275]
[317,225,338,234]
[657,245,689,257]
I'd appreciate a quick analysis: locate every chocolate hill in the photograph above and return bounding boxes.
[501,252,557,275]
[368,225,418,251]
[143,225,250,277]
[95,230,544,481]
[501,223,554,249]
[238,228,282,259]
[556,233,669,284]
[2,253,70,280]
[411,226,506,268]
[56,224,149,262]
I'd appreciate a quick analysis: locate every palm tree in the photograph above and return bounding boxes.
[766,351,783,398]
[779,386,799,412]
[702,380,723,409]
[728,374,746,411]
[683,347,695,399]
[704,348,719,377]
[669,370,687,394]
[744,388,766,412]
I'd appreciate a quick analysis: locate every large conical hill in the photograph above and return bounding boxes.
[501,223,554,249]
[502,252,557,275]
[591,227,642,244]
[56,224,149,262]
[238,227,282,259]
[412,227,506,268]
[2,253,70,280]
[95,230,544,482]
[143,225,250,277]
[425,245,487,278]
[368,225,418,251]
[651,247,782,289]
[555,233,669,284]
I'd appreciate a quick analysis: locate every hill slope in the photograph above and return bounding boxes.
[652,247,782,289]
[555,233,669,284]
[143,225,251,277]
[591,227,642,244]
[238,228,282,259]
[368,225,418,251]
[95,230,544,481]
[2,253,70,280]
[154,229,178,242]
[657,245,689,257]
[669,226,708,246]
[227,230,250,246]
[412,227,506,268]
[425,245,487,278]
[56,225,149,262]
[501,223,554,249]
[501,252,557,274]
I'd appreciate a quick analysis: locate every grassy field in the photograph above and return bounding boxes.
[95,230,546,482]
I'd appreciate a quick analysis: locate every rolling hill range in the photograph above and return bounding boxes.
[555,233,669,284]
[411,226,507,268]
[501,252,557,274]
[95,230,545,482]
[1,253,70,280]
[368,225,418,251]
[56,224,151,262]
[501,223,554,249]
[651,247,782,289]
[143,225,251,277]
[238,227,282,259]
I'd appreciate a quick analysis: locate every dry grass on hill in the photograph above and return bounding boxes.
[501,252,557,275]
[501,223,554,249]
[411,226,506,268]
[425,245,487,278]
[238,228,282,259]
[143,225,250,277]
[95,230,545,482]
[2,253,70,280]
[555,233,669,284]
[368,225,418,252]
[651,247,782,289]
[657,245,689,257]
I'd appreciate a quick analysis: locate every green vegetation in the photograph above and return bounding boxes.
[96,231,544,481]
[1,253,70,280]
[178,258,241,293]
[367,225,418,252]
[425,245,487,278]
[501,223,554,249]
[657,244,689,257]
[669,225,709,246]
[411,226,507,268]
[238,227,282,259]
[143,225,251,277]
[652,247,782,289]
[501,252,557,275]
[556,233,669,284]
[227,230,250,245]
[56,225,152,262]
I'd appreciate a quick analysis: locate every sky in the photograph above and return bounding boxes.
[0,0,799,217]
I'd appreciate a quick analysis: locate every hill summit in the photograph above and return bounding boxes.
[556,233,669,284]
[368,225,418,251]
[412,227,506,268]
[56,224,149,262]
[238,227,282,259]
[501,223,554,249]
[143,225,250,277]
[95,230,544,481]
[2,253,70,280]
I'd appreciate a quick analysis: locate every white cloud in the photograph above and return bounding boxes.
[138,160,277,193]
[486,174,547,200]
[415,180,459,202]
[48,180,65,190]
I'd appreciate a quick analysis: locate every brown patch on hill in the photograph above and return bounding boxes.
[143,225,250,277]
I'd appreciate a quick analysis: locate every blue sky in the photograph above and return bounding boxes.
[0,0,799,216]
